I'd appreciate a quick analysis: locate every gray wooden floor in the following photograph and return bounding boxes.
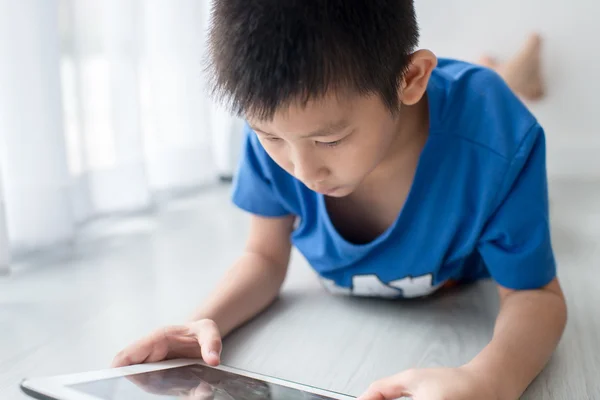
[1,180,599,400]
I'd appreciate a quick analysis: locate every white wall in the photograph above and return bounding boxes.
[416,0,600,179]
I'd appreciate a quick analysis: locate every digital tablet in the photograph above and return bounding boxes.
[21,359,355,400]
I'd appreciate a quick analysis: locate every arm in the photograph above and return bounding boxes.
[465,278,567,400]
[112,213,295,369]
[188,213,295,337]
[465,125,565,398]
[359,279,567,400]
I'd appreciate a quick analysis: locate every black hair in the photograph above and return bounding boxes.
[207,0,419,120]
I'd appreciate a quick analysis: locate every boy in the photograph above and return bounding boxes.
[113,1,567,399]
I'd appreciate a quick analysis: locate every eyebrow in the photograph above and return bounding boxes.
[250,119,350,139]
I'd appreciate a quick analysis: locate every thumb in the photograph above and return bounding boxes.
[194,320,222,366]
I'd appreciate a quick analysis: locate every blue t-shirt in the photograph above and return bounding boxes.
[231,58,556,298]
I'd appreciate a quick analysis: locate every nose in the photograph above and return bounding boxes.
[292,149,329,184]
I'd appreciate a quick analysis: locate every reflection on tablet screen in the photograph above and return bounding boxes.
[69,364,338,399]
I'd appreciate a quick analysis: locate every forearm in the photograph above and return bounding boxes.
[467,282,567,400]
[188,251,288,337]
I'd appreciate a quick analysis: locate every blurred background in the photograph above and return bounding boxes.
[0,1,599,399]
[0,0,245,265]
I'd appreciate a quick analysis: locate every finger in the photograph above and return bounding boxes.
[112,326,190,368]
[195,321,222,366]
[112,347,146,368]
[358,371,416,400]
[358,384,411,400]
[112,340,152,368]
[144,325,199,363]
[111,333,160,368]
[142,341,170,364]
[356,390,386,400]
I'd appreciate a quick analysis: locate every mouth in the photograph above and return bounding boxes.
[313,185,342,196]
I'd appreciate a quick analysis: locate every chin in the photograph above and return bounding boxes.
[323,185,355,198]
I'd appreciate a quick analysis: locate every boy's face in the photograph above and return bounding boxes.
[247,93,403,198]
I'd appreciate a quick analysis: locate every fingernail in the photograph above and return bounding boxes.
[209,350,220,358]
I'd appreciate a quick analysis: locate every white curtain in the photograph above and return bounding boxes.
[0,0,244,264]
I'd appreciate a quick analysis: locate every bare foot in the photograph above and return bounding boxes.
[478,34,546,101]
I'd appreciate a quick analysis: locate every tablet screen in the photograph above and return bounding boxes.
[68,364,339,399]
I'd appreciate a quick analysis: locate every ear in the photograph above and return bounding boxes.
[399,50,438,106]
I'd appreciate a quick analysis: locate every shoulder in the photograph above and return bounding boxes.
[429,58,540,161]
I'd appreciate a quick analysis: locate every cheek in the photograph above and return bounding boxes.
[337,128,395,181]
[328,147,375,184]
[351,131,391,167]
[368,124,398,162]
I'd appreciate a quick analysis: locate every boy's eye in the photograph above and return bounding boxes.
[318,139,343,148]
[264,136,282,142]
[317,130,352,148]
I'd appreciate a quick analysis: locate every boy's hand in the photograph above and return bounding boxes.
[111,319,222,368]
[358,366,497,400]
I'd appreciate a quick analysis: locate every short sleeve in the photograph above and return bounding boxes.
[231,124,290,217]
[477,124,556,290]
